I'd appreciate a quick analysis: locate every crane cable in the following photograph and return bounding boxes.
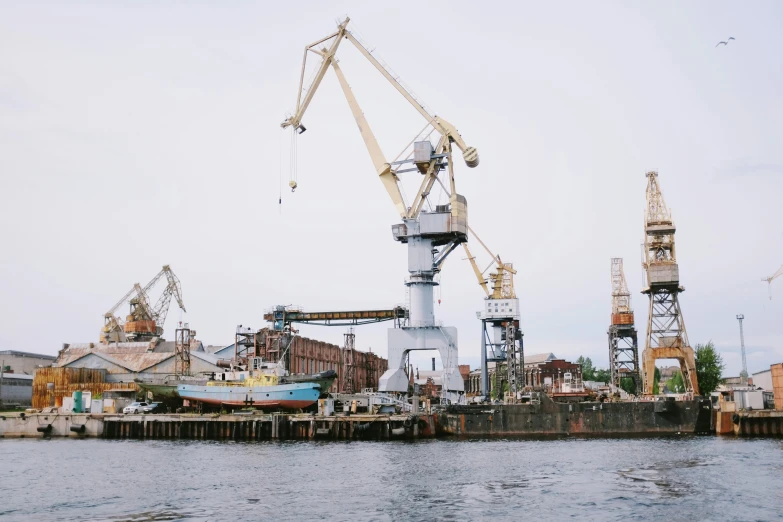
[279,128,284,210]
[290,127,298,192]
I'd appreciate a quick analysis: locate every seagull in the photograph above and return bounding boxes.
[716,37,735,47]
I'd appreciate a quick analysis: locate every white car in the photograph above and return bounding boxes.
[123,401,149,414]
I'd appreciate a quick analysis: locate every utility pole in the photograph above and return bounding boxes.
[0,359,4,407]
[737,314,748,385]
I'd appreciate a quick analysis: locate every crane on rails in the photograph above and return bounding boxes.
[101,265,186,343]
[281,17,480,402]
[763,264,783,299]
[640,172,699,395]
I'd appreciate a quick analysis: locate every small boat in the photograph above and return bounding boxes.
[178,373,321,409]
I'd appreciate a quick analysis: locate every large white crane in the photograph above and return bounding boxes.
[763,264,783,299]
[281,17,479,402]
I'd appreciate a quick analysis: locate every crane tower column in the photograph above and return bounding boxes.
[379,211,466,403]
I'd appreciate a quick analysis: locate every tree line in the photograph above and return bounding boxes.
[577,341,725,395]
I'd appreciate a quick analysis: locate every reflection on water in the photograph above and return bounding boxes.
[1,437,781,521]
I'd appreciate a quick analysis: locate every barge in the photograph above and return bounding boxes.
[1,394,716,440]
[437,394,714,437]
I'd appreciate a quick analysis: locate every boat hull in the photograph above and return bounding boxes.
[178,382,321,409]
[136,377,208,399]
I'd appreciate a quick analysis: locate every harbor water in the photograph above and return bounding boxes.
[1,436,781,521]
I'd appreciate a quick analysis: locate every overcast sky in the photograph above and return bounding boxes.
[1,1,781,378]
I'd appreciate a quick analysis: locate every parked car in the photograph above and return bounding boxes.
[143,402,163,414]
[123,402,149,414]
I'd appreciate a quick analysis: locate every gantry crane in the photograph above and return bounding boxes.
[101,266,186,343]
[281,17,479,402]
[640,172,698,395]
[763,264,783,299]
[462,228,523,401]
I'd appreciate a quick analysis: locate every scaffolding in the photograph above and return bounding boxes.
[174,323,192,377]
[342,328,356,393]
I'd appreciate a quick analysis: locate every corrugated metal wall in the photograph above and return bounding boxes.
[32,367,137,408]
[772,363,783,411]
[288,336,388,392]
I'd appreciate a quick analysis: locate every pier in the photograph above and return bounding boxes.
[0,412,436,441]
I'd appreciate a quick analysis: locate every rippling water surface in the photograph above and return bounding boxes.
[2,436,782,521]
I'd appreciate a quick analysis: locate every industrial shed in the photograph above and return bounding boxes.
[54,341,224,382]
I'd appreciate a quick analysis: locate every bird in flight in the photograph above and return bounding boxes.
[716,37,735,47]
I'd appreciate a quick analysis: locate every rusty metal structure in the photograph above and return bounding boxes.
[364,349,378,391]
[342,328,356,393]
[124,266,186,342]
[174,323,193,377]
[32,367,136,409]
[641,171,698,395]
[101,265,186,343]
[234,327,290,369]
[608,258,640,394]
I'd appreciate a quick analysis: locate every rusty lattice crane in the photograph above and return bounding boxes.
[608,258,640,395]
[641,172,699,395]
[123,265,186,342]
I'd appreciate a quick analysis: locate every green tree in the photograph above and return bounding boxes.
[594,368,610,383]
[578,356,596,381]
[666,371,685,393]
[695,341,725,395]
[620,377,637,395]
[652,366,661,395]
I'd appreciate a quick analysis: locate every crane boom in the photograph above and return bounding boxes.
[280,17,478,216]
[461,237,518,300]
[763,264,783,299]
[330,60,406,217]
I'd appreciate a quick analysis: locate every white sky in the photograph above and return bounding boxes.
[1,1,781,377]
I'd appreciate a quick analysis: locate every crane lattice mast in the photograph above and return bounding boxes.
[607,258,640,395]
